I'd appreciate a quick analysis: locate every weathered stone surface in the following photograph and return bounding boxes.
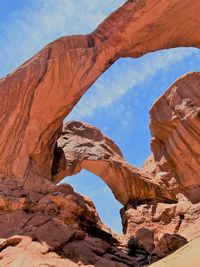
[1,0,200,266]
[121,201,177,237]
[63,237,138,267]
[150,73,200,203]
[53,121,175,205]
[0,180,142,266]
[150,237,200,267]
[121,72,200,249]
[0,235,79,267]
[121,194,200,241]
[0,0,200,193]
[33,220,76,250]
[135,227,155,253]
[153,233,188,258]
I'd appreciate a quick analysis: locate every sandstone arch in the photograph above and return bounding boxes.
[1,1,200,266]
[0,0,200,198]
[52,121,175,205]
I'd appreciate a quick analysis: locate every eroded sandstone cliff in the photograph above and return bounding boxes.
[121,73,200,266]
[1,0,200,191]
[0,0,200,266]
[150,72,200,203]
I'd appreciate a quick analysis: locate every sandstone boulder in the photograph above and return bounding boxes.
[0,235,78,267]
[150,237,200,267]
[153,233,188,258]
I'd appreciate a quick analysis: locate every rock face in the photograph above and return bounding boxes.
[0,0,200,192]
[150,72,200,203]
[121,72,200,263]
[150,237,200,267]
[0,178,141,267]
[0,235,78,267]
[121,194,200,240]
[121,73,200,260]
[53,121,175,205]
[153,233,188,258]
[0,0,200,266]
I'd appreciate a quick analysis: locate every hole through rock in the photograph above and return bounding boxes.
[61,47,200,233]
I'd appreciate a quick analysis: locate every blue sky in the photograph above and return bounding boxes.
[1,1,200,233]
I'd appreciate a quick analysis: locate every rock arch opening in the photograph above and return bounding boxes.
[51,120,175,205]
[60,170,123,233]
[1,1,200,265]
[54,46,200,234]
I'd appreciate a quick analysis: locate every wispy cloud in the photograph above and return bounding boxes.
[68,47,199,119]
[0,0,125,77]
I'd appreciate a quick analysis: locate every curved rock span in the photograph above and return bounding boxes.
[52,121,175,205]
[0,0,200,266]
[0,0,200,192]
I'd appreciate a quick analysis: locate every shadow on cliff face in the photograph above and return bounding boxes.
[0,178,140,266]
[127,232,188,266]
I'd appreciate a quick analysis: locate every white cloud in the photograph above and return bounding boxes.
[68,47,199,119]
[0,0,125,77]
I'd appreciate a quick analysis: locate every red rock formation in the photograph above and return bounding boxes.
[0,0,200,193]
[0,178,142,266]
[150,237,200,267]
[0,236,78,267]
[1,0,200,266]
[52,121,175,205]
[121,194,200,241]
[121,73,200,259]
[150,72,200,203]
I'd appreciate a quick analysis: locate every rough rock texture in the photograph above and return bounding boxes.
[0,235,78,267]
[121,73,200,260]
[150,237,200,267]
[0,0,200,192]
[152,233,188,258]
[0,179,142,267]
[1,0,200,266]
[150,72,200,203]
[121,194,200,240]
[53,121,175,205]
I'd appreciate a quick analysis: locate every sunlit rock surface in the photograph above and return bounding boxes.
[53,121,175,205]
[150,237,200,267]
[0,0,200,266]
[150,72,200,203]
[0,179,141,266]
[121,73,200,262]
[0,0,200,190]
